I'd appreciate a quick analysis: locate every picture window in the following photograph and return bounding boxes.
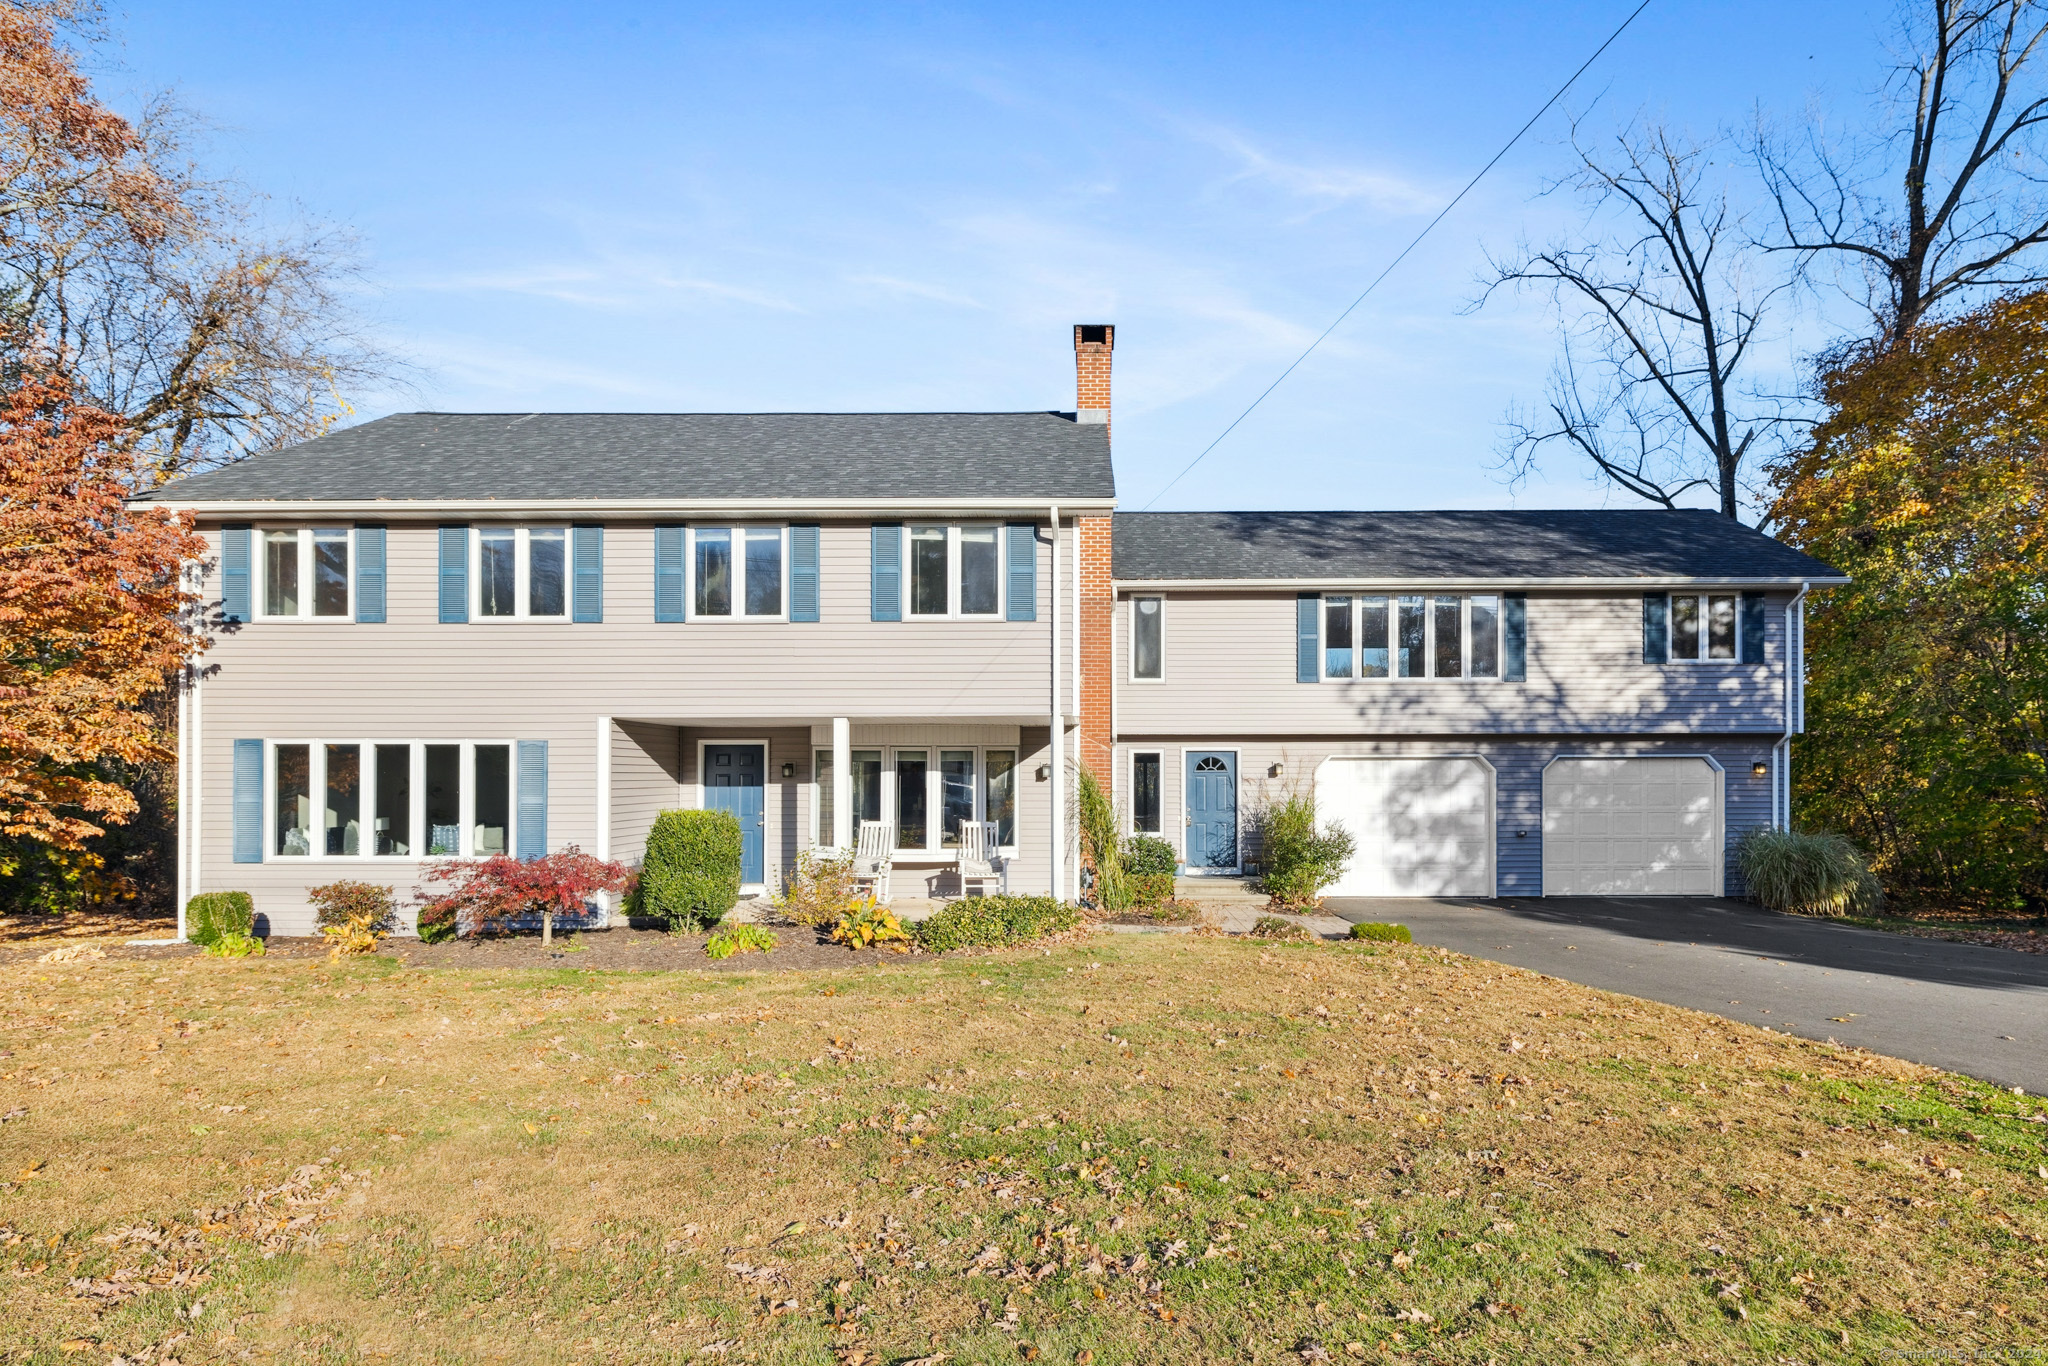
[1319,592,1503,681]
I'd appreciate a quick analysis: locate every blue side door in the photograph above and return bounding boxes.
[704,744,765,884]
[1185,751,1239,871]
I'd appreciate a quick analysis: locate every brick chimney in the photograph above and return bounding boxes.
[1073,324,1115,783]
[1074,324,1113,433]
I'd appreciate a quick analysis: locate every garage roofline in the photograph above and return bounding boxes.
[1113,576,1847,591]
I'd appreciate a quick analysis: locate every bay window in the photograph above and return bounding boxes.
[475,526,569,619]
[1319,592,1504,681]
[259,528,352,619]
[690,525,786,619]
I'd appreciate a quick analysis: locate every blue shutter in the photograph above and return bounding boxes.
[572,525,604,623]
[1006,523,1037,622]
[354,525,386,623]
[1503,592,1527,681]
[1296,594,1319,683]
[232,739,264,863]
[220,525,251,623]
[517,741,548,859]
[1740,591,1766,663]
[789,524,820,622]
[1642,593,1669,663]
[870,524,902,622]
[438,526,469,624]
[654,526,686,622]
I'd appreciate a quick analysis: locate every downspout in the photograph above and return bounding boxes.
[1778,584,1809,830]
[1048,506,1064,902]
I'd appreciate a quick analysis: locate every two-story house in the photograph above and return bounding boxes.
[143,325,1843,933]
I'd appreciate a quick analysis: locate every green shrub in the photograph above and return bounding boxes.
[914,895,1079,953]
[307,880,397,935]
[186,891,254,947]
[1737,828,1882,917]
[638,809,743,929]
[415,900,459,944]
[705,923,778,959]
[1250,914,1315,941]
[1349,921,1412,943]
[1126,871,1176,908]
[1122,834,1178,878]
[1257,793,1357,908]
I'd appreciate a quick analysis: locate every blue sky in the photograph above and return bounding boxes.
[109,1,1887,511]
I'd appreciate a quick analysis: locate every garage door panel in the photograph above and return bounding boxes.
[1543,758,1720,896]
[1319,758,1494,898]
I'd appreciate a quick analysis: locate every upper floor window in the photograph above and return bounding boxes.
[1131,596,1164,680]
[474,526,568,619]
[260,527,351,619]
[691,525,785,619]
[1667,592,1737,661]
[1320,593,1501,681]
[904,524,1003,619]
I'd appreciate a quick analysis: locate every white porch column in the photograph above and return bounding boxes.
[831,717,852,851]
[595,715,614,926]
[1049,507,1065,901]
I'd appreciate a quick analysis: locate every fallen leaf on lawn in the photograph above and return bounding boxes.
[696,1342,736,1357]
[524,1123,538,1135]
[1389,1251,1413,1269]
[902,1355,950,1366]
[58,1339,95,1354]
[776,1221,807,1239]
[1392,1308,1432,1324]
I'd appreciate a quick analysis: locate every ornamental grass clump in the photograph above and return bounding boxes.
[1074,765,1126,912]
[1737,828,1883,917]
[185,891,254,947]
[637,810,743,929]
[1257,792,1357,909]
[913,895,1079,953]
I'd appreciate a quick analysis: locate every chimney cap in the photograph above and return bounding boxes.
[1076,323,1113,347]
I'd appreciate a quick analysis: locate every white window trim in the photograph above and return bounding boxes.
[254,526,355,622]
[1129,595,1166,683]
[809,745,1017,855]
[262,738,520,862]
[1314,591,1505,683]
[903,523,1006,620]
[1663,591,1743,664]
[1127,749,1165,835]
[470,525,570,622]
[687,525,790,622]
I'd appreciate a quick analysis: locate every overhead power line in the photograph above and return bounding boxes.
[1140,0,1657,510]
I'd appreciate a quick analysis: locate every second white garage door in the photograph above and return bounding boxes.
[1316,757,1495,897]
[1542,757,1722,896]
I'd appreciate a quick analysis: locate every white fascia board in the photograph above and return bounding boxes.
[138,496,1119,518]
[1112,575,1848,590]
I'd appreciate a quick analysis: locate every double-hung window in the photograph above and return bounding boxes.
[1665,592,1738,661]
[812,746,1016,850]
[267,740,524,859]
[902,524,1003,618]
[259,528,352,619]
[474,527,568,619]
[1319,593,1502,681]
[690,526,786,619]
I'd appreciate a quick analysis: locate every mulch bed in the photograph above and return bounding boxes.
[383,923,925,972]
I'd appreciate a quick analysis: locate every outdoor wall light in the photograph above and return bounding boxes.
[1268,762,1285,778]
[1036,763,1051,781]
[1752,761,1769,778]
[781,762,796,779]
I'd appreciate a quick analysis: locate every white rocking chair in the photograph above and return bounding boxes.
[851,820,896,903]
[958,820,1007,898]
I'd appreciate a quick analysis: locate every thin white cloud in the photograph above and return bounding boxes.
[1173,119,1444,215]
[397,263,802,314]
[845,273,986,308]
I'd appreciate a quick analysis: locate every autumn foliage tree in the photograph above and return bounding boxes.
[0,359,206,853]
[414,848,631,946]
[1770,288,2048,910]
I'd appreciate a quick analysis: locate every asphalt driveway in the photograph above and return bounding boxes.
[1324,895,2048,1094]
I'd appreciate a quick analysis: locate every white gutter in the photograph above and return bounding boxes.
[141,496,1120,518]
[1113,575,1848,591]
[1776,583,1810,830]
[1048,506,1063,904]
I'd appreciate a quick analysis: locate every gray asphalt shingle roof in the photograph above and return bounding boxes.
[1113,510,1843,582]
[139,411,1117,503]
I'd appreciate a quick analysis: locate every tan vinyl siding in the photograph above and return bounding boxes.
[1114,589,1791,736]
[610,721,681,867]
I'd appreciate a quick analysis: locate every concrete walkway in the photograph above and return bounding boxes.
[1323,895,2048,1094]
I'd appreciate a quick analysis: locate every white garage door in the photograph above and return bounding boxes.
[1316,758,1495,897]
[1542,758,1722,896]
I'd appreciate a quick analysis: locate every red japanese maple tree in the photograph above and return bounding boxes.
[414,847,631,945]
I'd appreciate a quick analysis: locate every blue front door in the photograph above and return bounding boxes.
[705,745,765,884]
[1185,751,1238,870]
